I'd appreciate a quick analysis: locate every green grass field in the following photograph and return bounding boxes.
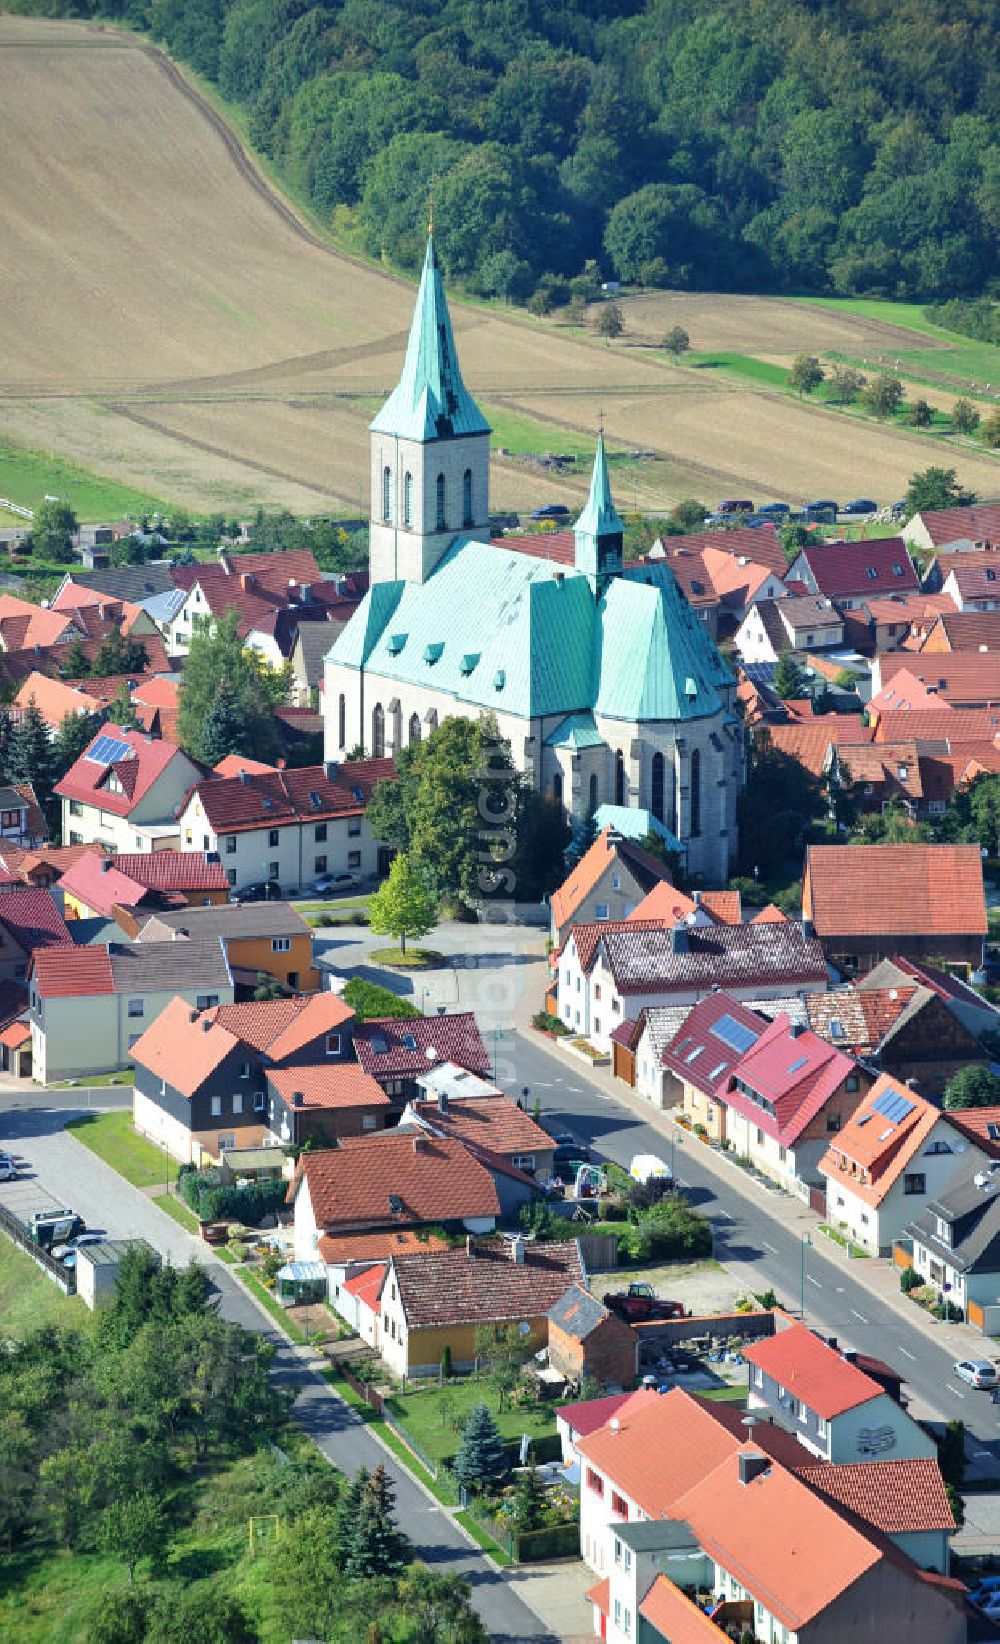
[0,1232,88,1340]
[384,1376,558,1467]
[683,352,791,388]
[797,297,1000,392]
[66,1110,178,1189]
[153,1190,201,1232]
[0,435,173,524]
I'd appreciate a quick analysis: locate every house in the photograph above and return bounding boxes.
[0,594,79,653]
[14,671,106,733]
[908,1166,1000,1329]
[376,1235,585,1377]
[56,727,204,853]
[549,828,671,947]
[786,539,919,610]
[861,953,1000,1043]
[851,594,957,655]
[0,887,73,983]
[0,841,100,890]
[290,1132,502,1260]
[743,1321,936,1465]
[802,843,987,973]
[818,1073,989,1254]
[52,563,178,618]
[872,704,1000,745]
[660,993,765,1129]
[126,899,320,993]
[763,716,874,781]
[920,609,1000,652]
[166,550,330,661]
[547,1284,639,1389]
[175,759,392,893]
[578,1386,963,1644]
[556,919,828,1051]
[938,556,1000,612]
[130,991,370,1163]
[904,501,1000,556]
[870,652,1000,712]
[289,610,360,706]
[352,1012,491,1103]
[0,783,48,853]
[403,1075,555,1179]
[58,849,229,921]
[825,739,936,820]
[29,936,234,1083]
[555,1389,644,1465]
[735,595,845,665]
[807,978,988,1099]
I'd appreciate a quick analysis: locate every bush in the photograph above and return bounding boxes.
[899,1265,920,1294]
[532,1010,568,1035]
[341,978,420,1020]
[180,1169,288,1227]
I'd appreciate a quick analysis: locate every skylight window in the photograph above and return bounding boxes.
[370,1035,388,1054]
[402,1033,418,1051]
[867,566,878,579]
[685,1046,704,1064]
[892,564,904,576]
[856,1113,873,1126]
[787,1056,808,1074]
[708,1062,727,1081]
[829,1021,844,1040]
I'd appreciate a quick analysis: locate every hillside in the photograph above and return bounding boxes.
[7,0,999,308]
[1,16,998,521]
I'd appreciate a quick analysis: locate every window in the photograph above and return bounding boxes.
[846,1074,859,1092]
[613,1601,621,1628]
[0,809,19,828]
[197,994,220,1010]
[623,1609,631,1636]
[325,1033,341,1056]
[348,851,361,869]
[362,1114,378,1131]
[610,1490,628,1521]
[218,1131,236,1151]
[338,693,346,749]
[586,1468,604,1496]
[594,985,601,1001]
[315,855,327,874]
[904,1172,926,1195]
[372,701,385,759]
[463,467,473,527]
[615,750,626,806]
[690,747,701,837]
[315,822,327,842]
[382,464,391,523]
[817,1415,827,1438]
[127,999,144,1018]
[271,937,291,953]
[69,799,83,817]
[268,829,279,848]
[232,1093,243,1115]
[589,772,599,814]
[348,819,361,837]
[227,869,236,887]
[268,861,279,880]
[253,1090,265,1111]
[552,770,563,807]
[797,1399,808,1423]
[651,750,665,822]
[240,1062,251,1079]
[595,903,609,921]
[403,471,413,528]
[778,1145,786,1163]
[827,1112,841,1132]
[211,1096,222,1117]
[127,1032,141,1050]
[594,1019,601,1035]
[435,472,446,530]
[408,713,421,745]
[611,874,621,891]
[756,1127,763,1145]
[752,1365,762,1387]
[614,1537,622,1565]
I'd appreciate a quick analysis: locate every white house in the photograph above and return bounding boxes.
[55,727,203,855]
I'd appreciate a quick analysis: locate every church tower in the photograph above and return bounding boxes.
[574,431,624,598]
[369,234,491,585]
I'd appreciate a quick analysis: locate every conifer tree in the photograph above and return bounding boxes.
[7,698,55,799]
[773,652,806,701]
[345,1463,410,1579]
[334,1465,369,1568]
[511,1463,544,1532]
[452,1402,506,1492]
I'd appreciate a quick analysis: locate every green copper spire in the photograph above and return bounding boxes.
[574,431,624,593]
[370,235,490,443]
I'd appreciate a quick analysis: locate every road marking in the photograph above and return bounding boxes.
[945,1384,965,1399]
[807,1275,821,1288]
[762,1239,777,1252]
[975,1449,992,1457]
[850,1309,869,1324]
[897,1346,916,1361]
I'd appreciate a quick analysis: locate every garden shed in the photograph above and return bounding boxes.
[275,1260,327,1304]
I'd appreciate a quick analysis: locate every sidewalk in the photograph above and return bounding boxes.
[517,1023,989,1367]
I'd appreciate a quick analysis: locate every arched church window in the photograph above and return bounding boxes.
[651,752,665,822]
[338,693,346,749]
[426,708,439,734]
[403,472,413,529]
[615,750,626,807]
[589,773,599,815]
[552,771,563,808]
[409,713,421,745]
[463,468,473,527]
[690,747,701,838]
[436,473,446,530]
[372,702,385,760]
[382,466,392,524]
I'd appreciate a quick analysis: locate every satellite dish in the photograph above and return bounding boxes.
[518,1321,531,1336]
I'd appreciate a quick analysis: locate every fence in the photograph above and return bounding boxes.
[633,1308,777,1356]
[0,1203,76,1295]
[470,1506,579,1563]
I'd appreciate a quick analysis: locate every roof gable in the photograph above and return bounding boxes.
[743,1323,884,1419]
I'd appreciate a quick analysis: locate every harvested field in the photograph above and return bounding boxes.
[0,14,995,519]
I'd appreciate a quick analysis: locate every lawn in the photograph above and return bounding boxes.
[683,351,790,389]
[66,1110,178,1189]
[153,1190,200,1233]
[796,297,1000,392]
[384,1375,558,1467]
[480,402,598,463]
[0,1232,88,1340]
[0,435,173,523]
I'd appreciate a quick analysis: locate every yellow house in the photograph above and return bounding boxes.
[379,1236,585,1378]
[125,900,320,992]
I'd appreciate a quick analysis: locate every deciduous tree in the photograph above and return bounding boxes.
[662,325,690,356]
[595,302,624,338]
[943,1066,1000,1110]
[99,1492,165,1583]
[177,607,288,762]
[29,500,78,564]
[904,467,975,516]
[862,373,904,420]
[951,399,980,435]
[367,851,440,954]
[789,354,824,395]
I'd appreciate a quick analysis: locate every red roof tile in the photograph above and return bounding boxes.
[764,718,873,778]
[390,1238,584,1328]
[343,1262,386,1311]
[268,1062,390,1112]
[550,828,670,929]
[213,755,279,778]
[876,652,1000,708]
[0,1020,30,1049]
[639,1577,730,1644]
[128,995,238,1095]
[918,504,1000,546]
[317,1229,448,1265]
[718,1013,859,1147]
[55,728,197,819]
[921,610,1000,652]
[295,1132,501,1230]
[555,1390,645,1438]
[353,1013,490,1080]
[817,1074,945,1205]
[262,992,355,1061]
[59,853,153,918]
[796,538,919,599]
[803,843,987,939]
[662,993,765,1093]
[743,1323,884,1418]
[797,1458,954,1534]
[188,759,392,832]
[0,888,72,954]
[873,706,1000,743]
[111,851,228,893]
[408,1093,553,1158]
[31,946,115,997]
[942,1104,1000,1160]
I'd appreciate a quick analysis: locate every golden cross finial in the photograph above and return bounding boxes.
[428,195,435,235]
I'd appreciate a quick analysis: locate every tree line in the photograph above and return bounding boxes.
[9,0,999,304]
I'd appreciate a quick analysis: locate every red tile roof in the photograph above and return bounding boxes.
[916,502,1000,546]
[389,1238,584,1328]
[261,992,355,1061]
[625,881,698,923]
[353,1013,490,1080]
[921,610,1000,652]
[343,1262,387,1311]
[213,755,279,778]
[58,853,156,918]
[555,1389,647,1438]
[764,718,873,778]
[0,1020,30,1049]
[129,995,238,1095]
[797,1458,954,1534]
[662,993,765,1093]
[171,550,326,638]
[656,523,787,578]
[295,1132,501,1230]
[188,759,392,832]
[0,843,100,884]
[31,945,115,997]
[268,1062,390,1112]
[873,706,1000,743]
[817,1074,945,1206]
[795,538,919,599]
[0,888,72,954]
[751,902,787,923]
[112,851,228,894]
[592,920,829,997]
[803,843,987,939]
[877,651,1000,708]
[550,828,670,929]
[942,1104,1000,1160]
[638,1577,730,1644]
[55,728,197,819]
[695,889,742,924]
[409,1093,553,1158]
[719,1013,859,1148]
[317,1229,449,1265]
[743,1323,884,1418]
[129,992,356,1097]
[14,671,104,728]
[500,531,575,564]
[0,594,76,651]
[585,1577,610,1617]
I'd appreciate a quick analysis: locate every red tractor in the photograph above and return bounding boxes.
[602,1282,687,1323]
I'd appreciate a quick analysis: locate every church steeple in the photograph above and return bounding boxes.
[574,431,624,597]
[369,235,492,586]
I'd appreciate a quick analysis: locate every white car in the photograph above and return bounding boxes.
[0,1153,17,1182]
[630,1153,673,1187]
[51,1232,105,1267]
[953,1359,999,1389]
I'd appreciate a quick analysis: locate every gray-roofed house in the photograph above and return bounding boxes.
[324,234,743,883]
[28,935,234,1082]
[290,621,344,706]
[53,564,178,615]
[907,1167,1000,1329]
[123,899,320,993]
[548,1284,639,1388]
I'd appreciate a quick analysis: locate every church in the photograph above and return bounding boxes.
[323,236,743,881]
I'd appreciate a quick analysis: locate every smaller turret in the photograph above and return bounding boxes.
[574,431,624,597]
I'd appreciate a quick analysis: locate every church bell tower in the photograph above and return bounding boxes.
[369,234,491,585]
[574,431,624,599]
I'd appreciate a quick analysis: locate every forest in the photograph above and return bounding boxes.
[11,0,1000,305]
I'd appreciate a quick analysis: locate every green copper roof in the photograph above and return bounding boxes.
[324,580,405,670]
[545,712,604,750]
[595,563,732,722]
[370,236,491,444]
[574,432,624,540]
[593,805,683,853]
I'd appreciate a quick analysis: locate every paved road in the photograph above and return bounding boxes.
[495,1030,1000,1471]
[0,1093,554,1643]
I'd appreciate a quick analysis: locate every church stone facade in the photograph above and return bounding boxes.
[324,237,743,882]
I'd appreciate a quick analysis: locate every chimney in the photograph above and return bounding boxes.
[437,1087,448,1113]
[466,1234,475,1258]
[510,1235,525,1265]
[292,1091,303,1107]
[189,1008,198,1023]
[238,770,249,784]
[413,1135,427,1154]
[738,1452,770,1487]
[240,572,255,592]
[200,1017,212,1032]
[670,925,689,955]
[789,1022,803,1038]
[100,858,111,873]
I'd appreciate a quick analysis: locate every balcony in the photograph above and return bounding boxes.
[708,1597,755,1631]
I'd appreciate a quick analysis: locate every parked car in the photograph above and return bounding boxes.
[603,1283,687,1323]
[717,499,754,515]
[803,500,838,521]
[0,1152,18,1182]
[744,514,775,528]
[953,1359,999,1389]
[530,503,571,520]
[757,502,791,517]
[842,498,878,515]
[229,880,283,904]
[969,1578,1000,1609]
[312,871,362,895]
[630,1153,673,1187]
[29,1209,84,1250]
[552,1139,592,1165]
[51,1232,106,1268]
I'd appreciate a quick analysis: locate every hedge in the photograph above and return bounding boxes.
[179,1167,287,1226]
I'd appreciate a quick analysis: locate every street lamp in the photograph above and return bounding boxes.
[421,987,433,1016]
[670,1127,683,1180]
[800,1233,812,1321]
[493,1026,502,1082]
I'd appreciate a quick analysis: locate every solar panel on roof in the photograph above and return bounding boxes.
[709,1013,759,1054]
[871,1087,915,1125]
[85,733,133,766]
